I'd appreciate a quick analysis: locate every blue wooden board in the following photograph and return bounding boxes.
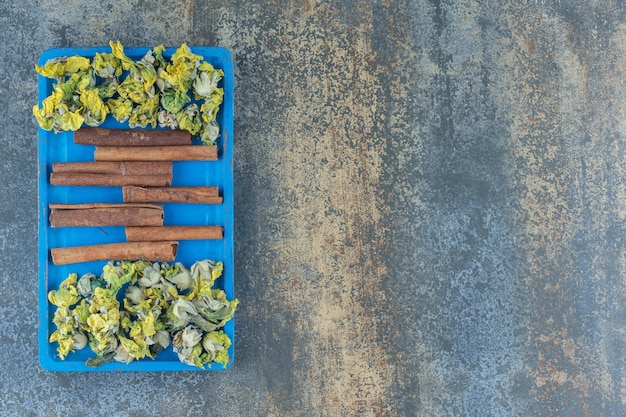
[37,46,235,371]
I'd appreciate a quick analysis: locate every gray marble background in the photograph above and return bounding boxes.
[1,0,625,416]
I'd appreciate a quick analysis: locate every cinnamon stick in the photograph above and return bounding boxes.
[50,241,179,265]
[49,203,164,227]
[52,161,172,176]
[74,128,191,146]
[94,145,218,161]
[50,172,172,187]
[122,186,222,204]
[125,226,223,241]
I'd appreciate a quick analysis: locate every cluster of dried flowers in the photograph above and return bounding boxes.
[33,41,224,145]
[48,259,237,368]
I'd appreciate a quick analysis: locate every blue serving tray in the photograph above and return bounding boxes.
[37,46,234,371]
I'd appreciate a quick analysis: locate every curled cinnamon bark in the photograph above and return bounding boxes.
[52,161,172,176]
[74,128,191,146]
[50,172,172,187]
[94,145,218,161]
[50,241,179,265]
[125,226,223,241]
[49,203,164,227]
[122,186,222,204]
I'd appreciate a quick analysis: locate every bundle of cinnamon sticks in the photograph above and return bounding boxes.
[49,128,223,265]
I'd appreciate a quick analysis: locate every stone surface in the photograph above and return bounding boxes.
[1,0,626,416]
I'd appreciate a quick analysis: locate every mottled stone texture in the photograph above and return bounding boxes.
[2,0,626,416]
